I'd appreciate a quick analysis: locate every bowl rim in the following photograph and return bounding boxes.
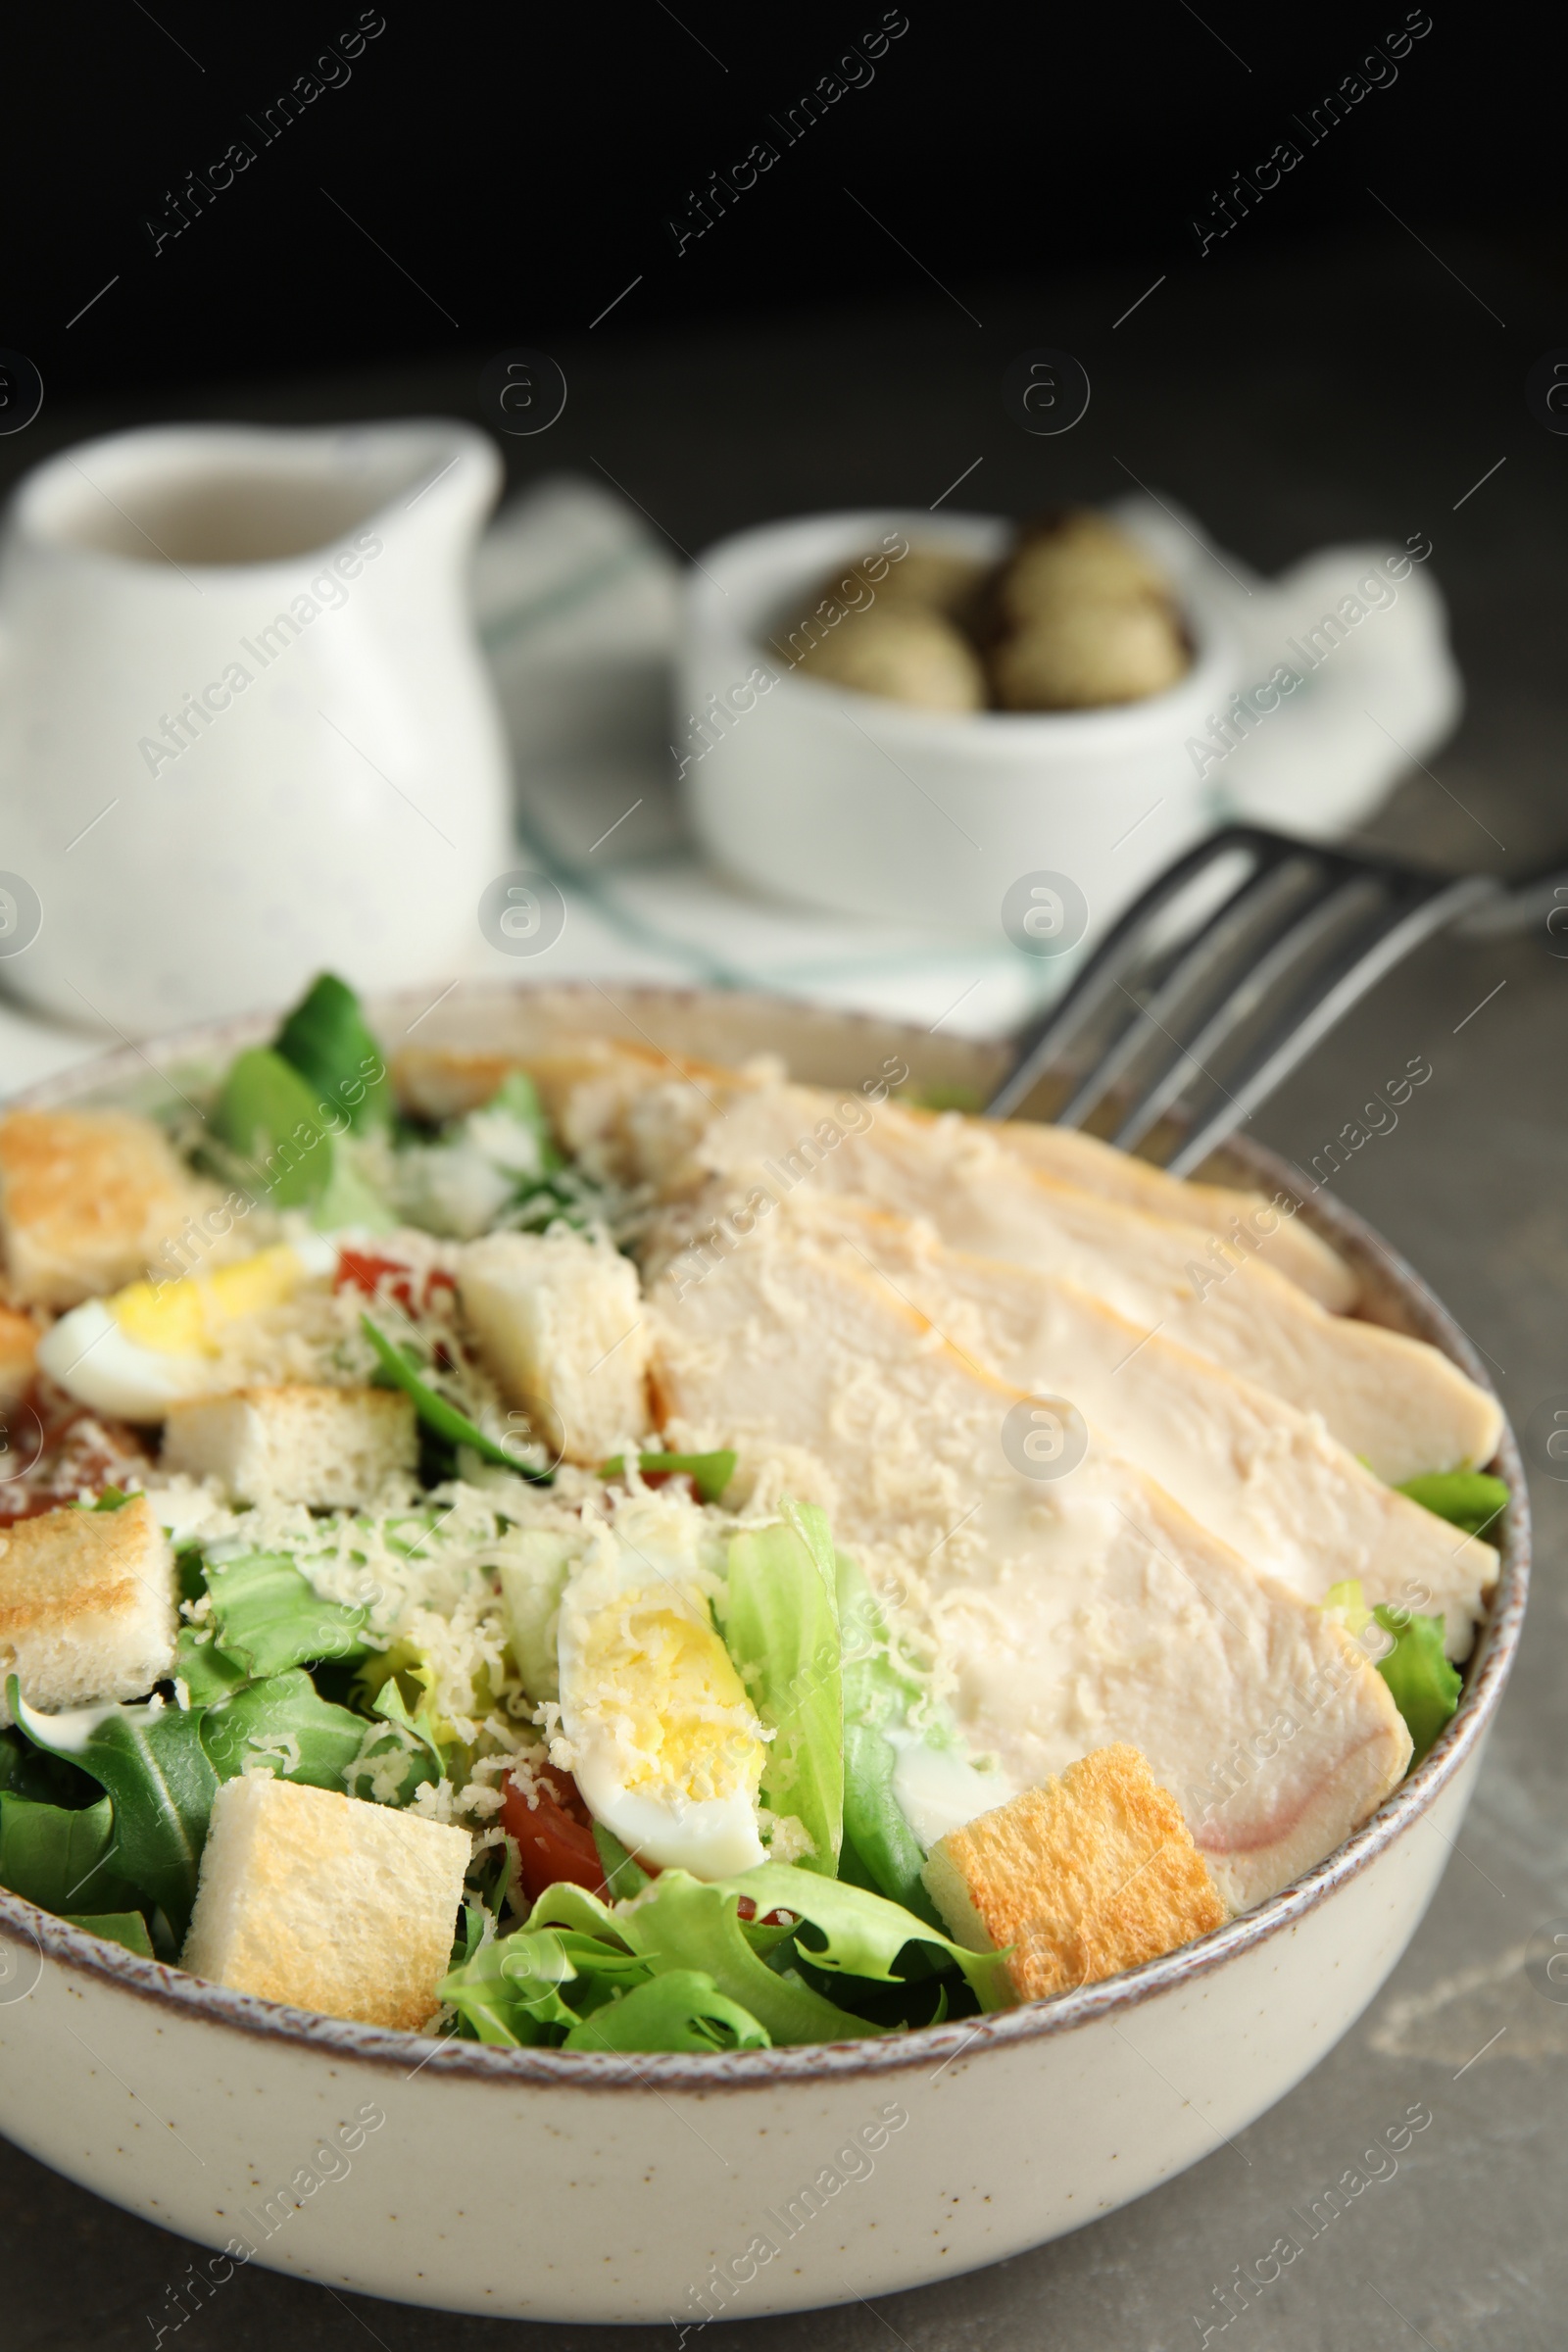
[0,981,1529,2092]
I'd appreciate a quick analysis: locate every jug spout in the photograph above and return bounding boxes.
[385,424,505,556]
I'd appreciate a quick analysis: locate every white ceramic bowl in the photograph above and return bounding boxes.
[0,983,1527,2325]
[678,510,1237,940]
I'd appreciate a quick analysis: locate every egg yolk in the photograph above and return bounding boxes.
[111,1245,312,1355]
[575,1595,763,1804]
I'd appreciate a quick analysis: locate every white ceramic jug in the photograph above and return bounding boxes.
[0,419,514,1034]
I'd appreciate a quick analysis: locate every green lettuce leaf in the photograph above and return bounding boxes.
[1323,1581,1462,1769]
[1396,1471,1508,1539]
[172,1626,249,1706]
[838,1551,919,1733]
[0,1727,101,1809]
[442,1862,1008,2052]
[272,971,392,1135]
[62,1910,155,1957]
[837,1552,943,1924]
[495,1529,577,1699]
[612,1871,875,2043]
[1374,1605,1462,1763]
[698,1863,1011,2011]
[525,1880,629,1938]
[438,1922,651,2045]
[599,1450,737,1505]
[212,1037,394,1229]
[343,1681,447,1807]
[840,1722,937,1924]
[439,1928,586,2043]
[0,1790,140,1914]
[214,1048,335,1208]
[592,1821,652,1901]
[7,1680,218,1938]
[202,1549,372,1677]
[451,1897,488,1971]
[199,1670,368,1789]
[479,1070,563,1172]
[310,1145,398,1236]
[724,1501,843,1875]
[561,1969,770,2053]
[361,1312,555,1480]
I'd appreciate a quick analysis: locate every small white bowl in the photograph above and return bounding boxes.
[679,510,1238,940]
[0,983,1527,2324]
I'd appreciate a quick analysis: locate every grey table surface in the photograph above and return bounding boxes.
[6,230,1568,2349]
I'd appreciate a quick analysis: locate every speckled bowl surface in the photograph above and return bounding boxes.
[0,983,1528,2324]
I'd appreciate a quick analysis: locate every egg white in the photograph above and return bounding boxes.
[35,1298,212,1421]
[35,1238,337,1423]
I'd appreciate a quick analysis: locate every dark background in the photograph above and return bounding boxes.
[4,0,1560,411]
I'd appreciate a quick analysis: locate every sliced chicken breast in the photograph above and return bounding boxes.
[396,1041,1354,1306]
[649,1233,1411,1912]
[915,1106,1355,1310]
[788,1196,1494,1657]
[652,1086,1501,1484]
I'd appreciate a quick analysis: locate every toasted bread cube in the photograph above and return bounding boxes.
[922,1743,1227,2004]
[160,1384,416,1507]
[459,1229,650,1465]
[0,1303,38,1408]
[0,1108,221,1310]
[0,1494,176,1726]
[182,1776,470,2031]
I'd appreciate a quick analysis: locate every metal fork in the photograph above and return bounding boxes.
[984,824,1511,1174]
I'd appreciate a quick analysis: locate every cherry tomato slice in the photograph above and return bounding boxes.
[334,1251,457,1316]
[500,1765,607,1903]
[335,1250,416,1310]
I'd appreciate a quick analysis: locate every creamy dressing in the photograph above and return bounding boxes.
[885,1725,1013,1848]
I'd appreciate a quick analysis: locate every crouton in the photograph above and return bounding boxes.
[0,1107,222,1310]
[0,1304,38,1408]
[182,1776,470,2031]
[0,1493,176,1726]
[160,1384,416,1508]
[922,1744,1227,2004]
[459,1229,650,1465]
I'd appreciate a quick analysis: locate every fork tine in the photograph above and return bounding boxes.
[1054,850,1328,1132]
[1109,870,1386,1151]
[986,824,1286,1120]
[1162,873,1498,1177]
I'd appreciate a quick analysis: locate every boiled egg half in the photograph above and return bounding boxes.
[36,1239,334,1421]
[555,1495,767,1880]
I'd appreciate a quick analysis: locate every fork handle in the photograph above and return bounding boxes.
[1457,867,1568,939]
